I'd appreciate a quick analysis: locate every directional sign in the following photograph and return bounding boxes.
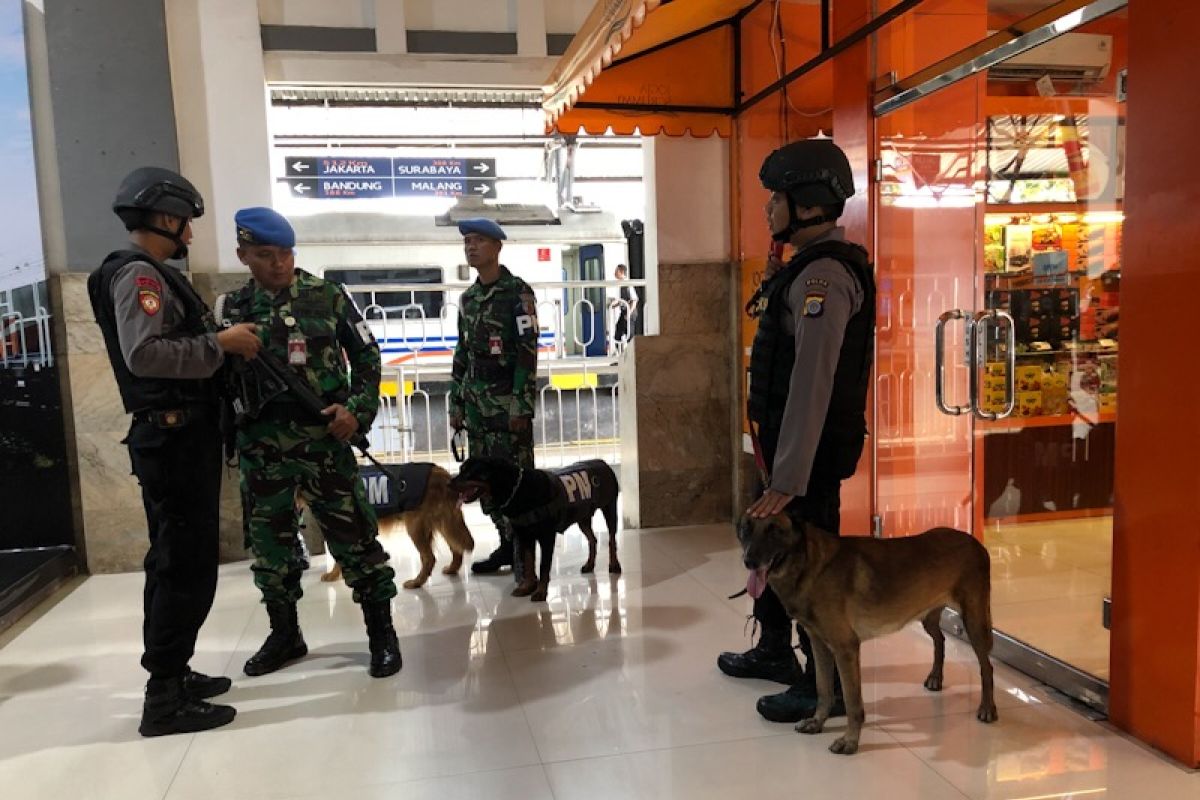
[281,156,499,199]
[285,157,316,177]
[393,177,496,198]
[286,178,317,197]
[392,157,495,179]
[318,177,393,199]
[318,156,393,178]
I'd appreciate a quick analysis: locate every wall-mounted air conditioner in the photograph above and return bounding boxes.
[990,32,1113,82]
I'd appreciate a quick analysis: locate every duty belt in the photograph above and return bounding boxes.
[132,404,215,429]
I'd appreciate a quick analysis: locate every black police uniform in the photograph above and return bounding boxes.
[89,166,235,737]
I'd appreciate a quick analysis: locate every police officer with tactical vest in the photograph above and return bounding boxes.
[447,218,539,580]
[217,207,402,679]
[89,167,262,737]
[717,140,876,724]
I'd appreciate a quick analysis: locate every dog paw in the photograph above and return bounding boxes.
[829,737,859,755]
[402,578,427,590]
[976,705,998,724]
[796,719,823,735]
[319,572,340,583]
[441,566,460,575]
[924,675,943,692]
[580,562,595,574]
[609,562,623,574]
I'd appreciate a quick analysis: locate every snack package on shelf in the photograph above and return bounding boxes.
[1031,223,1062,251]
[1033,250,1069,277]
[1015,364,1046,392]
[1042,370,1070,415]
[1017,391,1043,417]
[1098,392,1118,414]
[1005,224,1033,272]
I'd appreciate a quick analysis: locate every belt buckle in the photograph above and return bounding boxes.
[155,408,187,429]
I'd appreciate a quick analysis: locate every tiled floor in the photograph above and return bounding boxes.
[985,517,1113,679]
[0,513,1194,800]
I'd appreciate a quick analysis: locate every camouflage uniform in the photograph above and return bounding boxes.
[449,265,539,526]
[222,269,397,605]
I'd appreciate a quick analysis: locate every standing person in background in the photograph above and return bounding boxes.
[447,218,539,581]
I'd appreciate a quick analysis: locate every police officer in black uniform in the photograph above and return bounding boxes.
[717,140,876,724]
[89,167,261,737]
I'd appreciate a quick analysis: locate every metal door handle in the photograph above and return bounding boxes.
[935,310,971,416]
[971,309,1016,420]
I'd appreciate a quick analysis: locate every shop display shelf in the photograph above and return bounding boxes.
[978,411,1117,430]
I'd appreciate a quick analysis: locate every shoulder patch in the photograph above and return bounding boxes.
[802,292,826,318]
[139,288,162,316]
[135,275,162,292]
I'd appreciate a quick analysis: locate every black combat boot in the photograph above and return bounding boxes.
[182,668,232,700]
[717,621,803,685]
[362,600,402,678]
[756,632,845,722]
[471,541,513,574]
[138,675,236,737]
[756,669,846,723]
[243,602,308,677]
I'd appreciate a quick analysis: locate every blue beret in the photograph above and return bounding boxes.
[235,206,295,248]
[457,217,507,241]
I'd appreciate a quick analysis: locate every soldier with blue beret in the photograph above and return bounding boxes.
[448,218,540,588]
[218,206,402,679]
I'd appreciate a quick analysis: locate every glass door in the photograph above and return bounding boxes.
[873,4,1128,708]
[874,75,985,539]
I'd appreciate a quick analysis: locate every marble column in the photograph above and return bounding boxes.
[619,260,738,528]
[50,272,251,573]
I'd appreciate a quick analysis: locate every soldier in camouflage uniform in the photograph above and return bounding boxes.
[218,207,401,679]
[447,218,539,576]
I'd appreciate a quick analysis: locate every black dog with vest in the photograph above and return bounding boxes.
[450,457,621,601]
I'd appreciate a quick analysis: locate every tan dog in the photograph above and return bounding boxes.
[322,464,474,589]
[738,515,997,755]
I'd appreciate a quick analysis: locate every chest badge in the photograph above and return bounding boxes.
[283,316,297,328]
[489,334,503,355]
[288,331,307,365]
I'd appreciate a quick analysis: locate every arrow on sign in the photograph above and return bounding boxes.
[473,184,492,195]
[293,162,311,172]
[292,183,311,194]
[472,163,490,174]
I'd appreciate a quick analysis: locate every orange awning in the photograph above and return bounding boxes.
[543,0,762,137]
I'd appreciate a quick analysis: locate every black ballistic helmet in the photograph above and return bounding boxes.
[759,138,855,208]
[113,167,204,231]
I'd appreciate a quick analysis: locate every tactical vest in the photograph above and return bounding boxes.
[87,250,216,414]
[747,240,876,481]
[359,463,434,515]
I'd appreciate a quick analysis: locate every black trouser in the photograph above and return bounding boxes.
[614,313,629,344]
[126,416,223,679]
[753,473,842,636]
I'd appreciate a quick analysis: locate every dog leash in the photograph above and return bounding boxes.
[498,466,525,511]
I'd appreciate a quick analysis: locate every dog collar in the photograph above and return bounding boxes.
[498,466,524,511]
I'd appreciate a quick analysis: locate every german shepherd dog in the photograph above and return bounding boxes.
[449,457,621,601]
[738,515,997,755]
[321,464,474,589]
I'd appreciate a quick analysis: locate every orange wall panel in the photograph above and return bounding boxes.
[1110,1,1200,769]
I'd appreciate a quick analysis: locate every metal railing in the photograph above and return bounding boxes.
[346,279,644,470]
[0,306,53,370]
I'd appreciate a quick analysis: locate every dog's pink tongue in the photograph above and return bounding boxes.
[746,567,769,599]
